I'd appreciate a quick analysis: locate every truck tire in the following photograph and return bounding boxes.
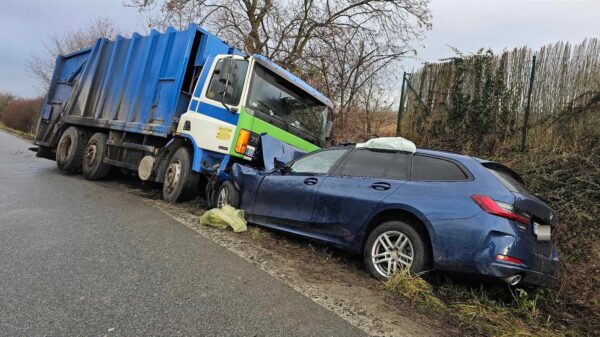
[216,181,240,208]
[162,147,199,202]
[82,133,111,180]
[56,126,89,173]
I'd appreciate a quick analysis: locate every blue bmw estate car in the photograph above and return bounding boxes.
[222,140,559,286]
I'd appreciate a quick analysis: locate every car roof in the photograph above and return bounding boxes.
[329,144,475,164]
[415,148,475,163]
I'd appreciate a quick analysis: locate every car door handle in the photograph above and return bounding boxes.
[304,177,319,185]
[371,182,391,191]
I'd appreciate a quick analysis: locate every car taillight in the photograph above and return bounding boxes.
[235,129,251,154]
[471,194,530,225]
[495,254,524,265]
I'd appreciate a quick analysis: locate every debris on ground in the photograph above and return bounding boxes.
[200,204,247,232]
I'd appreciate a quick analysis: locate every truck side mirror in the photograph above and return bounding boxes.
[218,58,237,99]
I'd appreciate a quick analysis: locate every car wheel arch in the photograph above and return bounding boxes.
[360,208,436,265]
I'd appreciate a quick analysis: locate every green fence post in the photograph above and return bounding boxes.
[521,55,537,152]
[396,72,407,136]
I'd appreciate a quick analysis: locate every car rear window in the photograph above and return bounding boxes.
[485,164,528,194]
[412,155,468,181]
[338,149,396,178]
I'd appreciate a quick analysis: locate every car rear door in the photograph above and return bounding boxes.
[309,149,412,244]
[251,148,349,229]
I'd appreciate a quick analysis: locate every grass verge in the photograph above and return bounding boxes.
[0,122,34,141]
[384,272,564,336]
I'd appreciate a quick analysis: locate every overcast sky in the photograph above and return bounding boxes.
[1,0,598,98]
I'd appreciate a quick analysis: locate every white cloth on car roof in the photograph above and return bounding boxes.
[355,137,416,153]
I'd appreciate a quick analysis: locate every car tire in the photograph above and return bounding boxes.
[205,176,219,209]
[56,126,89,173]
[82,133,111,180]
[162,147,199,202]
[216,181,240,208]
[363,220,431,280]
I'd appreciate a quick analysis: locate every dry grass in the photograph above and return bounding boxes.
[384,272,444,310]
[0,121,35,141]
[249,226,271,241]
[384,272,565,337]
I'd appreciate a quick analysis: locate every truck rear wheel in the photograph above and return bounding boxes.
[162,147,199,202]
[82,133,111,180]
[56,126,88,173]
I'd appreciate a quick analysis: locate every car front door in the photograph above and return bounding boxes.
[310,149,412,245]
[251,148,349,229]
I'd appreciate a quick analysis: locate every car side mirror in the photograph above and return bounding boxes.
[274,158,289,173]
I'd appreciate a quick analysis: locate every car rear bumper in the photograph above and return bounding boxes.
[431,213,559,287]
[473,221,559,287]
[485,260,558,286]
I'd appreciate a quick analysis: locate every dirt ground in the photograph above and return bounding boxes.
[115,179,466,337]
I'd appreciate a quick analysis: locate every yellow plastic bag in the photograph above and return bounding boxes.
[200,204,247,232]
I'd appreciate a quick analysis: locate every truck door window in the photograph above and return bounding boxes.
[206,59,248,106]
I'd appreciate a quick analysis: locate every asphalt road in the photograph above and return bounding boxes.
[0,131,366,337]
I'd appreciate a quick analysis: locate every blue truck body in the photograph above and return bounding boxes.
[35,24,239,147]
[33,23,333,203]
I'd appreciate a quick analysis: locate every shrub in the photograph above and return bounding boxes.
[2,97,44,133]
[0,92,15,120]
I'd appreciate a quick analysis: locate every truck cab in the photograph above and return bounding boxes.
[177,53,333,172]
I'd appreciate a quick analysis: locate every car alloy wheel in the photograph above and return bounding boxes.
[371,230,414,277]
[217,187,228,208]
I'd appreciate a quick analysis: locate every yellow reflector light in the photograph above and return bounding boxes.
[235,129,250,154]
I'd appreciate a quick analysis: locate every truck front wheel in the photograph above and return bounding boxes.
[56,126,89,173]
[162,147,199,202]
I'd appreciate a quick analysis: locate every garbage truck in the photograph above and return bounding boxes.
[33,24,333,203]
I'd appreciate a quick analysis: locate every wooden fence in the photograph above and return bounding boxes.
[399,38,600,152]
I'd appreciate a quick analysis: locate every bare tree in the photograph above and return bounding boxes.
[128,0,430,137]
[129,0,430,65]
[28,18,123,92]
[0,92,16,120]
[128,0,431,136]
[358,76,397,136]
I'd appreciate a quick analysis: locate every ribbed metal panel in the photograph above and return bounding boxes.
[35,24,235,146]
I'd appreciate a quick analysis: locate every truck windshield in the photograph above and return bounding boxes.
[247,64,327,143]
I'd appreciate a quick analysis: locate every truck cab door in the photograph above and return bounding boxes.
[178,55,250,158]
[251,148,349,230]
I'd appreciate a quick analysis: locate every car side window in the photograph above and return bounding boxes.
[289,149,347,175]
[338,149,396,178]
[412,155,468,181]
[383,153,411,180]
